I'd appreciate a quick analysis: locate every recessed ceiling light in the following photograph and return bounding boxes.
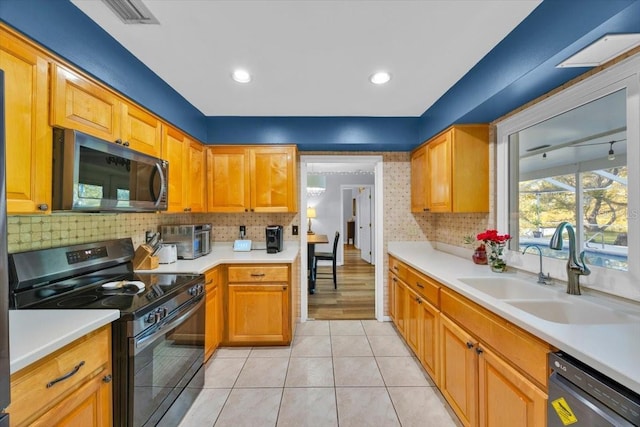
[557,33,640,68]
[231,69,251,83]
[370,71,391,85]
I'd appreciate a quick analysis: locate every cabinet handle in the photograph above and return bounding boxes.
[282,286,287,290]
[115,139,123,144]
[205,280,214,286]
[423,208,430,212]
[37,204,49,211]
[46,361,85,388]
[466,342,474,349]
[245,209,248,212]
[393,266,398,270]
[392,277,397,282]
[250,273,266,277]
[123,141,130,147]
[102,374,112,383]
[416,282,424,289]
[475,347,484,355]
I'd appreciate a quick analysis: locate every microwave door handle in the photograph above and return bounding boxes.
[152,161,167,208]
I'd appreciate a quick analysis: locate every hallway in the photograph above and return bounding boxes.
[177,320,458,426]
[308,245,375,320]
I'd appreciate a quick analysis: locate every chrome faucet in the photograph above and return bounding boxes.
[521,245,551,285]
[549,222,591,295]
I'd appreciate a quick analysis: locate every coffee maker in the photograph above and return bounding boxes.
[266,225,284,253]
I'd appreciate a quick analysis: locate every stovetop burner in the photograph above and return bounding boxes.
[56,295,99,307]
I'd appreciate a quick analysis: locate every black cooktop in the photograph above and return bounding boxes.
[25,272,202,315]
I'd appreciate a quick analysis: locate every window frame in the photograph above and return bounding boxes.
[496,55,640,302]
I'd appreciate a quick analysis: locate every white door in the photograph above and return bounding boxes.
[358,187,372,264]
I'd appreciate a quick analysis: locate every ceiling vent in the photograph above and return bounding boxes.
[101,0,160,24]
[557,34,640,68]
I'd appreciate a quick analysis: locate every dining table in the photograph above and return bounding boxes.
[307,233,329,294]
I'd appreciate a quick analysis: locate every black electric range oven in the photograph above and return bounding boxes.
[8,238,205,427]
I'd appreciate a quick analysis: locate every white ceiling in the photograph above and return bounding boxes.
[71,0,540,117]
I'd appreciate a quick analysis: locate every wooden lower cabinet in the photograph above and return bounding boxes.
[225,264,292,345]
[440,314,479,427]
[388,255,550,427]
[227,284,290,344]
[204,267,222,361]
[478,343,547,427]
[9,325,112,427]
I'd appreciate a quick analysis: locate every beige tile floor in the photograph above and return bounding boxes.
[178,320,460,427]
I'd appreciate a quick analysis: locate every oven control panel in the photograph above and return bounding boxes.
[66,246,108,265]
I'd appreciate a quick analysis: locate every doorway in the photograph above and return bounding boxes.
[299,156,383,322]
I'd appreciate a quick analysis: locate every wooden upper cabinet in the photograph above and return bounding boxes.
[163,126,206,212]
[207,146,249,212]
[250,146,297,212]
[162,125,188,212]
[187,140,207,212]
[0,28,52,213]
[410,145,428,212]
[51,64,163,158]
[120,102,162,157]
[51,64,121,142]
[207,145,297,213]
[427,132,453,212]
[411,124,489,213]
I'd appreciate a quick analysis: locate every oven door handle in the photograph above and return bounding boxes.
[133,296,204,356]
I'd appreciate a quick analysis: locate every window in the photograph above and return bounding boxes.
[496,57,640,301]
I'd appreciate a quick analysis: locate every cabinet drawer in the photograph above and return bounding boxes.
[10,325,110,426]
[388,256,410,282]
[228,265,289,283]
[441,289,551,388]
[406,269,439,307]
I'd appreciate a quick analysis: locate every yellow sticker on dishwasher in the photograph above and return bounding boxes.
[551,397,578,425]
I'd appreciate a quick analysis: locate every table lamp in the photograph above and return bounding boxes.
[307,207,317,234]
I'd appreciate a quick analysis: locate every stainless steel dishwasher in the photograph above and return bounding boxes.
[548,352,640,426]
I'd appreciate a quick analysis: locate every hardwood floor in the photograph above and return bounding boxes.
[308,245,375,320]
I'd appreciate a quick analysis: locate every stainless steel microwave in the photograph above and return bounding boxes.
[52,128,168,212]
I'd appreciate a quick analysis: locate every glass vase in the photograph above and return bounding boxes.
[472,247,487,265]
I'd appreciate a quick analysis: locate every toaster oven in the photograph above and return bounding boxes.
[160,224,211,259]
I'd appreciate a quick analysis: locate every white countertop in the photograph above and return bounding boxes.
[9,309,120,374]
[388,241,640,394]
[137,242,300,274]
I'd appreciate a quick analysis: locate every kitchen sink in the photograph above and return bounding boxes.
[506,300,637,324]
[458,277,558,300]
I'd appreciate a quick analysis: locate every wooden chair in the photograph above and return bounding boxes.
[313,231,340,289]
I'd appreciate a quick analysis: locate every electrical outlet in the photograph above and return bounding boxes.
[239,225,246,238]
[292,225,299,235]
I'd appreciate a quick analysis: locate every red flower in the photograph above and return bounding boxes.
[476,229,511,244]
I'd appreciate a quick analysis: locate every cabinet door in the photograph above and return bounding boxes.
[405,286,421,355]
[388,271,396,320]
[187,140,207,212]
[207,147,250,212]
[428,131,452,212]
[410,145,429,212]
[250,146,297,212]
[440,315,478,427]
[162,126,188,212]
[393,277,408,335]
[30,371,112,427]
[227,284,290,344]
[120,102,162,157]
[419,298,440,386]
[0,32,52,213]
[478,345,547,427]
[51,64,121,142]
[204,268,221,362]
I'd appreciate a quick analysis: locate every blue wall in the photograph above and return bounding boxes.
[2,0,640,151]
[207,117,419,151]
